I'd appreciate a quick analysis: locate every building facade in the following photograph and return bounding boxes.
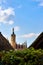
[10,28,16,49]
[0,28,27,51]
[10,28,27,50]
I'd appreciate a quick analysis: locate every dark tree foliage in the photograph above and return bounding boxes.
[0,48,43,65]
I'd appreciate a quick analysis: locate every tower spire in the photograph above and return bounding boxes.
[12,28,14,34]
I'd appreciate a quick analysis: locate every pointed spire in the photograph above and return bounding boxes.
[12,28,14,34]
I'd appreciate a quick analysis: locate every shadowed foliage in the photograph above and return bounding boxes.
[0,48,43,65]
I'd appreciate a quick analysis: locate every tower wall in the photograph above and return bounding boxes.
[10,28,16,49]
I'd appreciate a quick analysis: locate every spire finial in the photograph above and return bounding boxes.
[12,28,14,34]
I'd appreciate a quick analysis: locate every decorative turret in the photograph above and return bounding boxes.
[10,28,16,49]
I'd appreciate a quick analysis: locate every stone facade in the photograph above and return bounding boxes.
[10,28,27,50]
[10,28,16,49]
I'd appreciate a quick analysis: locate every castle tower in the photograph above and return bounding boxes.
[11,28,16,49]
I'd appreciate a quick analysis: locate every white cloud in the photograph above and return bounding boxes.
[8,20,14,25]
[4,20,14,25]
[39,2,43,6]
[33,0,43,7]
[14,26,20,31]
[18,33,40,38]
[3,34,8,39]
[0,7,15,25]
[4,8,15,16]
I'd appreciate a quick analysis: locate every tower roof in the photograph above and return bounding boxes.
[12,28,14,34]
[11,28,16,36]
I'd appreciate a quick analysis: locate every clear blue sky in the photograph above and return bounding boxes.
[0,0,43,47]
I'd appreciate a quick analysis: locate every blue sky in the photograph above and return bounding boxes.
[0,0,43,47]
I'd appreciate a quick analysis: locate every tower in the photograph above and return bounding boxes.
[11,28,16,49]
